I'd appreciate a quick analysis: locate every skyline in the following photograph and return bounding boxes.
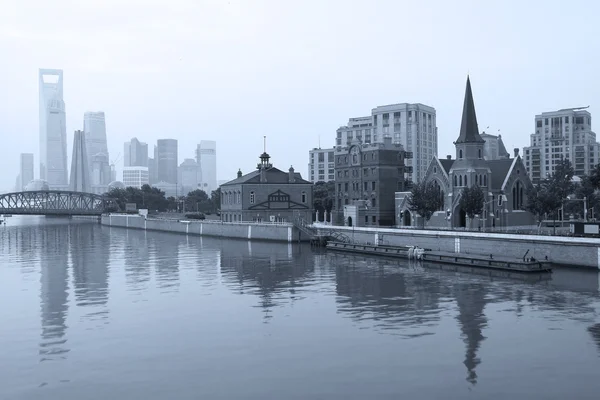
[1,0,599,191]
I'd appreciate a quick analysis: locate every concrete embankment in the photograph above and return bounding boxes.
[313,225,600,269]
[101,214,305,242]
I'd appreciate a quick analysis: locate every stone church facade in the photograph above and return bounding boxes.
[396,77,535,229]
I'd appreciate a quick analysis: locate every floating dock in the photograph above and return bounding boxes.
[326,241,552,273]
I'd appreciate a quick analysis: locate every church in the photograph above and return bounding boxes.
[396,77,535,229]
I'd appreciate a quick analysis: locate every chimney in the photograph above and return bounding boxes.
[237,169,242,178]
[446,155,452,160]
[514,148,519,158]
[288,166,295,183]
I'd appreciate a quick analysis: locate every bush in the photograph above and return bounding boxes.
[185,213,206,220]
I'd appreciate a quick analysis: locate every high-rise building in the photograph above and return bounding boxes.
[336,103,437,184]
[308,148,335,183]
[156,139,178,184]
[480,132,510,160]
[523,107,597,181]
[178,158,200,195]
[196,140,217,195]
[39,69,68,188]
[20,153,34,190]
[69,130,91,192]
[122,166,149,189]
[83,111,110,187]
[148,156,157,184]
[124,138,148,167]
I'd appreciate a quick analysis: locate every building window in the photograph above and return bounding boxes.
[454,175,457,186]
[365,215,369,224]
[459,149,463,159]
[363,182,368,191]
[459,175,463,186]
[478,149,482,159]
[301,191,306,203]
[372,216,376,223]
[371,181,376,190]
[372,198,376,207]
[250,191,255,204]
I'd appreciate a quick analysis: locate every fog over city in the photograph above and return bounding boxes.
[0,0,598,191]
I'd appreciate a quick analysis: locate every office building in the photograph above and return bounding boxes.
[178,158,200,195]
[523,107,597,181]
[83,111,110,187]
[401,77,534,229]
[39,69,68,188]
[334,137,409,227]
[196,140,217,195]
[157,139,178,184]
[20,153,34,190]
[336,103,436,183]
[308,148,335,183]
[220,151,312,223]
[122,166,149,189]
[124,138,148,167]
[69,130,91,193]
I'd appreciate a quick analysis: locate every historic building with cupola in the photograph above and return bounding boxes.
[396,77,535,229]
[220,151,313,223]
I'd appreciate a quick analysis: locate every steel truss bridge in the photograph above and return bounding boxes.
[0,191,120,216]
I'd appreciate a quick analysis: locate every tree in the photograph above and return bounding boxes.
[459,184,485,228]
[407,181,444,228]
[211,188,221,212]
[549,159,574,207]
[313,181,335,221]
[185,189,210,212]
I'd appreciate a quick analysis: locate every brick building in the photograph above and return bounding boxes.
[334,137,410,227]
[220,151,313,223]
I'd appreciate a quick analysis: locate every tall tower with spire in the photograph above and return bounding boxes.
[449,76,491,190]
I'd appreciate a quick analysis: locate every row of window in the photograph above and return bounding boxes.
[452,173,488,187]
[222,191,307,205]
[338,181,377,192]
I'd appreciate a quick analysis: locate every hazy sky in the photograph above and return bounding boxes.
[1,0,599,191]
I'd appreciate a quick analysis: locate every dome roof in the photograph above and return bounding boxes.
[108,181,125,190]
[24,179,49,191]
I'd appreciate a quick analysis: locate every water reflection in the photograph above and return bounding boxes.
[150,234,180,290]
[220,240,313,322]
[39,223,70,362]
[122,229,152,292]
[589,323,600,353]
[334,255,448,336]
[454,281,488,385]
[69,224,110,313]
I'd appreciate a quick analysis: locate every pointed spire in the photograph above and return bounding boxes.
[456,76,484,143]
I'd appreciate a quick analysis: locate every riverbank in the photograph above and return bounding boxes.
[313,224,600,270]
[101,214,308,242]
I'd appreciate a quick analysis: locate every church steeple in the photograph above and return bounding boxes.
[455,76,484,144]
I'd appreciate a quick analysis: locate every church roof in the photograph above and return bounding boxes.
[439,158,455,174]
[487,158,514,189]
[497,137,509,158]
[222,167,311,186]
[456,76,485,144]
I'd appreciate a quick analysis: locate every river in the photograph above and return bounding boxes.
[1,216,600,399]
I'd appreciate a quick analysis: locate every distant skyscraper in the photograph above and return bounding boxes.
[178,158,200,195]
[148,157,157,184]
[157,139,178,184]
[124,138,148,167]
[196,140,217,195]
[69,130,91,192]
[20,153,34,190]
[83,112,110,187]
[39,69,68,188]
[122,166,149,189]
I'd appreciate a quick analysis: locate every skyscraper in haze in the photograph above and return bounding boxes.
[124,138,148,167]
[196,140,217,195]
[157,139,178,184]
[69,130,91,192]
[20,153,34,190]
[83,111,111,188]
[39,69,68,188]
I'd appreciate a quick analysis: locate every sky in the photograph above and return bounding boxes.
[1,0,599,192]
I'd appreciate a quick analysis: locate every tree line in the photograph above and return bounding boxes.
[105,184,221,214]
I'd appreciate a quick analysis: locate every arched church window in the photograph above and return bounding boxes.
[454,175,457,186]
[484,175,487,186]
[478,149,482,159]
[459,149,463,159]
[459,175,462,186]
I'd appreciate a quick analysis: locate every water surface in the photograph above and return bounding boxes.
[1,217,600,399]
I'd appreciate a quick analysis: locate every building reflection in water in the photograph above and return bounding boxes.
[149,233,180,291]
[39,223,70,362]
[589,323,600,353]
[122,229,151,293]
[220,240,312,322]
[69,224,110,322]
[453,281,488,385]
[334,255,448,336]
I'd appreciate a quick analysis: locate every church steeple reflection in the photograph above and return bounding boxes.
[454,282,488,385]
[39,224,70,361]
